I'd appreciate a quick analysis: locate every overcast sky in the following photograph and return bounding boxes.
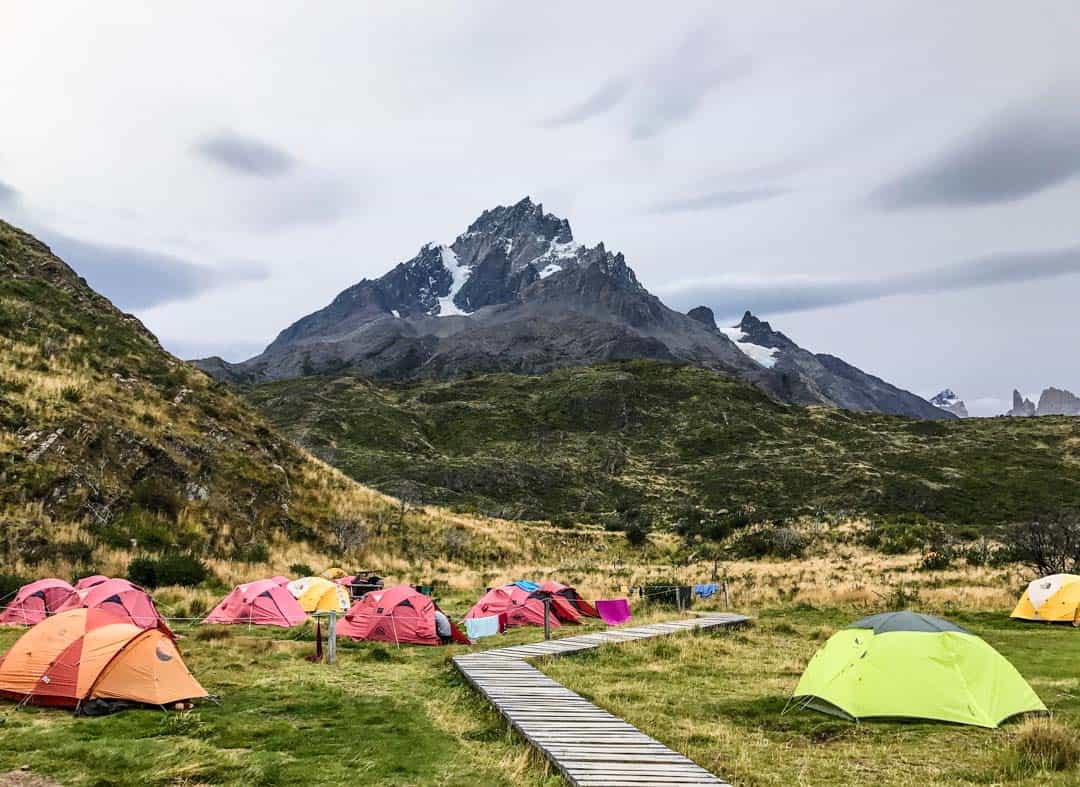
[3,2,1079,416]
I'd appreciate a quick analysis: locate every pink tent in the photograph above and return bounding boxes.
[203,579,307,627]
[338,585,469,646]
[539,581,599,619]
[74,575,109,591]
[55,578,167,630]
[0,579,75,626]
[465,585,559,629]
[269,575,291,587]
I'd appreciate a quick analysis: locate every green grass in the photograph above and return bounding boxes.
[541,606,1080,786]
[245,362,1080,528]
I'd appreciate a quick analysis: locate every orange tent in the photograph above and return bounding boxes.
[0,608,206,710]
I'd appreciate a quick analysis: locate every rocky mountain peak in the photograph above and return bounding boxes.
[930,389,969,418]
[687,306,718,330]
[1008,389,1037,417]
[465,196,573,245]
[1036,387,1080,416]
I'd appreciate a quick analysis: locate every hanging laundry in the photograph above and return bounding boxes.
[693,584,719,599]
[465,615,502,640]
[595,598,632,626]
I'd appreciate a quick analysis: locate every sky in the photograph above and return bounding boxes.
[3,1,1079,417]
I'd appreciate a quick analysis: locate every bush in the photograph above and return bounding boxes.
[232,542,270,564]
[127,553,210,588]
[59,386,83,403]
[1008,718,1079,774]
[729,525,806,559]
[625,519,651,547]
[0,572,28,601]
[132,477,182,519]
[1006,512,1080,575]
[289,563,315,577]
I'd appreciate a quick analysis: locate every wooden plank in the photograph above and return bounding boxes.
[453,613,745,786]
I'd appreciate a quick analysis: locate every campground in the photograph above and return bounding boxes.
[0,572,1077,786]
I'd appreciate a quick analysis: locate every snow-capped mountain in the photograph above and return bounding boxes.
[195,197,951,419]
[930,390,969,418]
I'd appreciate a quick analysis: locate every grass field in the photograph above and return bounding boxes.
[1,593,1076,786]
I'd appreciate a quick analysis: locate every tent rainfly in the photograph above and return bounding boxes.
[0,579,75,626]
[285,577,350,614]
[791,611,1047,728]
[203,579,308,627]
[1011,574,1080,625]
[338,585,469,646]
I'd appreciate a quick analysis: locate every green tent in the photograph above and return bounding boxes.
[791,611,1046,728]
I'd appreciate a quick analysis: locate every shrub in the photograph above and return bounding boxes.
[232,543,270,564]
[0,573,28,601]
[625,519,651,547]
[729,525,806,559]
[127,553,210,588]
[1008,718,1079,774]
[59,386,83,403]
[132,477,182,519]
[1006,512,1080,575]
[289,563,315,577]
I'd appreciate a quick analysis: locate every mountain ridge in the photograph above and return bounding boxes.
[195,197,949,420]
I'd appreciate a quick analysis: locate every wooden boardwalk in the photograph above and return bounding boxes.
[454,613,749,787]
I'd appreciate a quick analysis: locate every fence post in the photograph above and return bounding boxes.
[722,579,730,610]
[327,611,337,665]
[676,587,684,614]
[543,597,552,640]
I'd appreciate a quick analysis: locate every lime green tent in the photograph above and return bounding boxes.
[792,611,1046,728]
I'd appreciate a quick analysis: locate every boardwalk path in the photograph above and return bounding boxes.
[454,613,749,787]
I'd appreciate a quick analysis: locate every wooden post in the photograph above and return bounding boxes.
[676,587,684,613]
[326,611,337,665]
[543,597,552,640]
[721,579,730,610]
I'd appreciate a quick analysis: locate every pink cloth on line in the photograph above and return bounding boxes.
[595,598,631,626]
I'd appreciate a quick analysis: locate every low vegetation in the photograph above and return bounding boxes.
[245,362,1080,530]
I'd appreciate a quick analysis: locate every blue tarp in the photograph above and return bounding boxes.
[513,580,540,592]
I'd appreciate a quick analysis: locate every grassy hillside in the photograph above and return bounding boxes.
[246,361,1080,528]
[0,219,551,578]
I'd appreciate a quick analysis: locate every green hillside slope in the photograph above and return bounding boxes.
[0,220,369,563]
[246,361,1080,528]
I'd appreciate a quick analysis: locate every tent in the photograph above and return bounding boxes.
[55,578,166,630]
[203,579,307,626]
[1011,574,1080,625]
[0,608,206,709]
[321,567,348,580]
[465,584,560,629]
[74,575,109,592]
[792,611,1047,728]
[0,579,75,626]
[285,577,350,614]
[338,585,469,646]
[539,581,599,619]
[269,575,291,587]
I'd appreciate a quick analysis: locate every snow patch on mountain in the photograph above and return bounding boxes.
[436,245,471,317]
[719,325,779,368]
[539,263,562,279]
[930,389,968,418]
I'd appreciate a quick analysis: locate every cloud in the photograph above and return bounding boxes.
[40,230,269,310]
[659,245,1080,319]
[194,131,296,177]
[246,171,353,230]
[0,179,18,207]
[630,29,751,140]
[872,100,1080,209]
[541,78,630,127]
[647,187,787,214]
[540,26,750,140]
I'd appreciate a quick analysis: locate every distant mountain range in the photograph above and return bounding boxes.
[1007,387,1080,417]
[196,197,949,420]
[930,390,969,419]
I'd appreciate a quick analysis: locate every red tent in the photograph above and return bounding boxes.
[56,578,167,630]
[74,575,109,592]
[269,575,291,587]
[203,579,307,627]
[0,579,75,626]
[338,585,469,646]
[465,585,560,629]
[540,581,599,620]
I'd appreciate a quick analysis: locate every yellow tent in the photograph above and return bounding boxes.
[321,567,348,580]
[1011,574,1080,625]
[285,577,350,614]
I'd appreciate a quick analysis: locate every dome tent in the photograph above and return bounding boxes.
[539,581,599,620]
[0,608,206,710]
[74,575,109,591]
[203,579,307,626]
[338,585,469,646]
[55,578,166,631]
[285,577,350,614]
[0,579,75,626]
[465,584,559,629]
[792,611,1046,728]
[1011,574,1080,625]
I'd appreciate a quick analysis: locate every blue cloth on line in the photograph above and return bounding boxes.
[512,580,540,592]
[693,584,719,599]
[465,615,501,640]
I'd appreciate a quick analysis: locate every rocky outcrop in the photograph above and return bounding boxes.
[194,197,952,419]
[930,390,969,418]
[1007,390,1037,417]
[1036,387,1080,416]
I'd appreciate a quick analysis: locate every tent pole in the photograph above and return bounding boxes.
[327,611,337,665]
